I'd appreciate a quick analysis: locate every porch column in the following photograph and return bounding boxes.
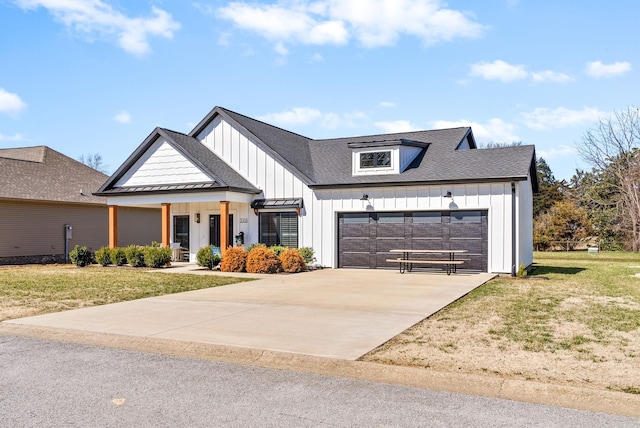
[108,205,118,248]
[220,201,229,255]
[161,203,171,247]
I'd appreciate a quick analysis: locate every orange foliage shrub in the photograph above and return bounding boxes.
[280,249,306,273]
[220,247,247,272]
[246,246,282,274]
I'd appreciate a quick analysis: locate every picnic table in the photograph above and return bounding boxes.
[387,249,468,275]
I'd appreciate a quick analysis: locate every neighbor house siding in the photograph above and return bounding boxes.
[0,201,161,264]
[0,200,107,259]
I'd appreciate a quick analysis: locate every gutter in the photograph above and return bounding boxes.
[511,181,516,277]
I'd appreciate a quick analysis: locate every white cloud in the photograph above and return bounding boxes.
[0,133,26,141]
[113,110,131,124]
[432,118,520,144]
[537,145,578,160]
[258,107,367,129]
[521,106,608,130]
[585,60,632,78]
[374,120,419,133]
[15,0,180,56]
[531,70,574,83]
[378,101,396,108]
[217,0,485,51]
[310,52,324,62]
[469,60,528,82]
[0,88,27,115]
[470,60,574,84]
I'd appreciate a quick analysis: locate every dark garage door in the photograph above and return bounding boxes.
[338,210,488,272]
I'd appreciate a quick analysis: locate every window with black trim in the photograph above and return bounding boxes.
[360,151,391,168]
[259,212,298,248]
[173,215,189,249]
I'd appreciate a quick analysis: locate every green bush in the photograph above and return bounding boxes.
[124,245,145,267]
[196,245,221,270]
[95,246,112,266]
[280,248,306,273]
[245,242,266,253]
[69,245,93,267]
[246,246,282,273]
[268,245,287,257]
[111,247,127,266]
[143,246,172,268]
[516,263,528,278]
[297,247,315,265]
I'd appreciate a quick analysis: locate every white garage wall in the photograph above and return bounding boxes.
[309,183,518,273]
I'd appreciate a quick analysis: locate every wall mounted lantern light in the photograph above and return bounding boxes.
[360,194,369,201]
[195,212,201,223]
[443,191,452,198]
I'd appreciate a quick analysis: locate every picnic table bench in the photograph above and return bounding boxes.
[386,249,468,275]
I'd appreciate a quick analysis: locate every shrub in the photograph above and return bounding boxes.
[280,248,306,273]
[297,247,316,265]
[268,245,287,257]
[143,246,172,268]
[69,245,93,267]
[124,245,145,267]
[246,246,282,274]
[220,247,247,272]
[245,242,266,253]
[111,247,127,266]
[516,263,528,278]
[196,245,221,270]
[95,246,112,266]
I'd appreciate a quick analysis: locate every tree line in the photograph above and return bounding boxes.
[534,106,640,251]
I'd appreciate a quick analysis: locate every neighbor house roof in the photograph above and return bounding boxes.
[95,127,260,196]
[0,146,107,205]
[98,106,538,196]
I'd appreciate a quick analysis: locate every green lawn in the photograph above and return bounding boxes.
[0,264,252,321]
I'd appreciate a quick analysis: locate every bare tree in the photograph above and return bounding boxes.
[576,106,640,250]
[79,153,108,174]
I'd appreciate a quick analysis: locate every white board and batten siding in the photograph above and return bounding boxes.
[309,181,528,273]
[115,138,210,187]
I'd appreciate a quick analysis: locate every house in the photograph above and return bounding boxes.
[0,146,161,264]
[96,106,538,274]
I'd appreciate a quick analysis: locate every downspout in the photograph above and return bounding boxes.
[511,181,516,277]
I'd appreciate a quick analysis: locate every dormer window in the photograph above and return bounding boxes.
[360,151,391,169]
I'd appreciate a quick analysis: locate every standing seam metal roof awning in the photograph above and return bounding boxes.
[250,198,304,210]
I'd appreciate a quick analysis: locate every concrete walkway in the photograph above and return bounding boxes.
[5,267,494,360]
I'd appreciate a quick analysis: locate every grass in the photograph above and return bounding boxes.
[0,264,252,322]
[363,251,640,394]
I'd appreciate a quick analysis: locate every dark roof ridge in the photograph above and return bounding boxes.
[312,126,472,143]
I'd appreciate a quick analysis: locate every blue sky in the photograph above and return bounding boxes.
[0,1,637,181]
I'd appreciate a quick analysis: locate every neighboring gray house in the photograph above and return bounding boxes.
[96,106,538,274]
[0,146,160,264]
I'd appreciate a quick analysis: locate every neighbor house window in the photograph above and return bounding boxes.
[259,212,298,248]
[173,215,189,249]
[360,151,391,168]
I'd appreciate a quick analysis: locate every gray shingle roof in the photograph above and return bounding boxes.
[0,146,107,205]
[99,106,538,196]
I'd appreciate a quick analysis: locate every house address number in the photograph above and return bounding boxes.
[239,217,248,223]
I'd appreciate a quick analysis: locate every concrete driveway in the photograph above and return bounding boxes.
[5,267,494,360]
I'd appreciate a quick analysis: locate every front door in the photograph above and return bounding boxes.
[209,214,234,248]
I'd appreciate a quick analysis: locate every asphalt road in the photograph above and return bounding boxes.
[1,335,638,427]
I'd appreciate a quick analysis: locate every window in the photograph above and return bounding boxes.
[343,213,370,224]
[451,211,482,223]
[360,151,391,168]
[173,215,189,249]
[377,212,404,224]
[413,212,441,223]
[259,212,298,247]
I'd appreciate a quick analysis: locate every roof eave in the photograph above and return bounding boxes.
[308,176,531,190]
